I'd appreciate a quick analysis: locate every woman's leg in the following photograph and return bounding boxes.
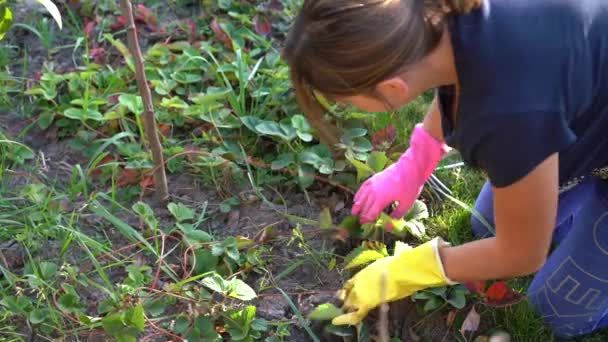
[527,179,608,338]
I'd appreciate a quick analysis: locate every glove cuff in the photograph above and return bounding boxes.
[429,237,458,285]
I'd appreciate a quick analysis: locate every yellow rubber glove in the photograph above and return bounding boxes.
[332,237,455,326]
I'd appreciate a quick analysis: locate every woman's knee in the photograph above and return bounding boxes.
[471,181,496,238]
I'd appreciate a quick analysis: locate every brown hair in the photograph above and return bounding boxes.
[282,0,481,147]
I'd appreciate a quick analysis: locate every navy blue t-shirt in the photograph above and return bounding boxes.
[437,0,608,188]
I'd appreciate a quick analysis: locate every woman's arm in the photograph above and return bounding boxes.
[438,153,559,282]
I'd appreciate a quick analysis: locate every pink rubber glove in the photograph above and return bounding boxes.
[352,124,449,223]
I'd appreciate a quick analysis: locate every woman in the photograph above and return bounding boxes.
[282,0,608,338]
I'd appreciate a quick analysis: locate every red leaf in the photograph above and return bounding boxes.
[485,282,508,301]
[83,17,97,38]
[158,123,171,136]
[91,155,115,177]
[139,176,155,190]
[210,18,232,48]
[253,15,272,37]
[89,48,106,64]
[464,281,487,295]
[116,169,140,187]
[333,228,349,242]
[187,19,197,40]
[134,4,157,31]
[483,282,524,308]
[110,16,126,31]
[265,0,283,11]
[371,125,396,151]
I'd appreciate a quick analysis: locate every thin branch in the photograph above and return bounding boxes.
[119,0,169,202]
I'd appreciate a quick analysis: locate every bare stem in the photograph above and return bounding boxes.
[119,0,169,202]
[379,270,390,342]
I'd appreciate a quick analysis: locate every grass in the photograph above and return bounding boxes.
[0,0,607,341]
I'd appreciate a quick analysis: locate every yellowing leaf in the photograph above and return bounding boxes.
[308,303,343,321]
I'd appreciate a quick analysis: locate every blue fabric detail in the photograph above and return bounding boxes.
[471,177,608,338]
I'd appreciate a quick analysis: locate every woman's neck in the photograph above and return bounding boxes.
[404,27,459,91]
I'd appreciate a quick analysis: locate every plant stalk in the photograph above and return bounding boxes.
[119,0,169,202]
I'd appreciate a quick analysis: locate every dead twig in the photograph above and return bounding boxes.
[119,0,169,202]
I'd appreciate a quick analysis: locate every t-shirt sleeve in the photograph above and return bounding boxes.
[470,111,577,188]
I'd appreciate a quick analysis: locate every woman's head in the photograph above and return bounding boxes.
[282,0,480,113]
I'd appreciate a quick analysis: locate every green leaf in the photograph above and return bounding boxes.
[412,291,433,300]
[189,87,230,108]
[118,94,144,114]
[447,289,466,309]
[228,278,257,301]
[97,298,116,314]
[404,200,429,221]
[218,0,231,10]
[173,315,190,334]
[255,121,296,141]
[403,220,426,238]
[193,316,222,340]
[299,151,334,175]
[63,108,104,121]
[342,128,367,139]
[182,227,213,244]
[308,303,343,321]
[219,197,239,213]
[0,296,31,314]
[35,0,62,29]
[58,293,81,313]
[37,112,55,129]
[447,286,468,309]
[193,249,219,275]
[225,306,256,340]
[160,96,189,109]
[318,208,332,229]
[271,153,295,170]
[39,261,58,280]
[144,299,166,317]
[352,137,373,152]
[172,71,202,84]
[125,303,145,331]
[367,151,389,173]
[101,312,125,332]
[251,318,268,331]
[344,247,387,270]
[0,6,12,40]
[291,115,312,142]
[201,273,256,301]
[240,116,264,132]
[29,308,48,324]
[132,202,158,230]
[423,296,443,312]
[429,286,448,298]
[168,202,195,222]
[298,164,315,189]
[325,324,354,337]
[347,157,374,183]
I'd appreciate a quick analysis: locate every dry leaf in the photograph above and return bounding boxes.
[446,310,457,326]
[460,306,480,338]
